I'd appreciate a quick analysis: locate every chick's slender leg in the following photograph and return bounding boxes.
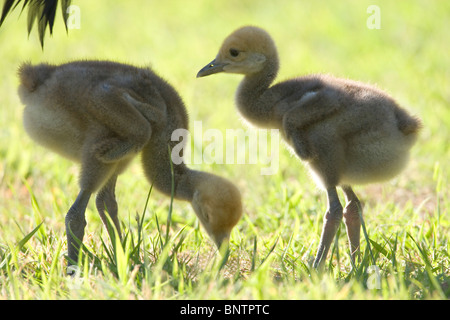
[65,139,118,271]
[313,187,343,269]
[65,189,91,267]
[96,174,121,237]
[341,186,361,265]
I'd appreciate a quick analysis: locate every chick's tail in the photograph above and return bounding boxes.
[18,62,56,92]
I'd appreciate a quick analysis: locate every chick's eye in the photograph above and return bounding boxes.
[229,48,239,57]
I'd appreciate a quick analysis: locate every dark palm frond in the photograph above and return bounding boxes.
[0,0,72,48]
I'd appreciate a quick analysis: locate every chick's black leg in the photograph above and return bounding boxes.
[96,174,121,238]
[65,190,91,269]
[313,187,343,269]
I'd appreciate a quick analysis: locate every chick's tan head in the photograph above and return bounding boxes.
[191,173,242,248]
[197,26,277,77]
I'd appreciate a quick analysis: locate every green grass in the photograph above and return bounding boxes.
[0,0,449,300]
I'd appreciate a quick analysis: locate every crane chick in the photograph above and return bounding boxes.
[18,60,242,271]
[197,26,421,269]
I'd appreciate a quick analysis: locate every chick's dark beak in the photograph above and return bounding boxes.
[197,59,228,78]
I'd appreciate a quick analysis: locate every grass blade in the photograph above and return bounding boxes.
[260,236,279,267]
[357,205,375,266]
[251,236,257,272]
[16,221,43,253]
[369,239,389,258]
[407,233,445,298]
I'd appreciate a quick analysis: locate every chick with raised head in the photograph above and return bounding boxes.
[197,26,421,268]
[18,60,242,270]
